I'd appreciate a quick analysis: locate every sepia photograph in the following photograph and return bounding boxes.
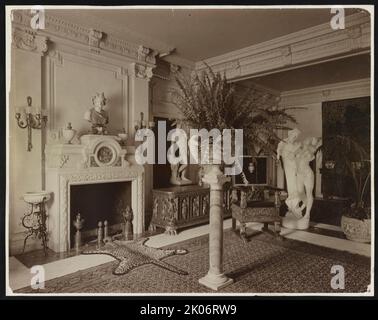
[4,5,374,298]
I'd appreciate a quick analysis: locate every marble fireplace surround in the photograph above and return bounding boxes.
[45,135,144,253]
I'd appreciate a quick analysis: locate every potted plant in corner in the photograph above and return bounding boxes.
[323,135,371,243]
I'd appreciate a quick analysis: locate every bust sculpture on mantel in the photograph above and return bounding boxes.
[84,92,109,135]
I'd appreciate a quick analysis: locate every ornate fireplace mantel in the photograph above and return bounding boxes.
[45,135,144,252]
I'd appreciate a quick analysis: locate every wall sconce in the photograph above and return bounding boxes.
[134,112,155,131]
[15,96,47,152]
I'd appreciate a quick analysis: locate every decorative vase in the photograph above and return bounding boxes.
[118,132,128,143]
[118,128,128,145]
[341,215,371,243]
[62,123,76,144]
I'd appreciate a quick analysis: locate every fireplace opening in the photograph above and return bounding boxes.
[70,181,131,248]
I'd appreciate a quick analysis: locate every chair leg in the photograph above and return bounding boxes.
[274,221,283,240]
[232,218,236,230]
[239,223,248,243]
[274,221,281,233]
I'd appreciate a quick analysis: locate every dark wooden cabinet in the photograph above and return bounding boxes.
[149,185,231,235]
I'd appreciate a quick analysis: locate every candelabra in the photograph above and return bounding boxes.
[15,96,47,152]
[134,112,155,131]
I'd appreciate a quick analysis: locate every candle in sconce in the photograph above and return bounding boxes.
[149,121,155,128]
[141,120,146,127]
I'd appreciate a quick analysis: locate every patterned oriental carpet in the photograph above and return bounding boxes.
[16,230,371,294]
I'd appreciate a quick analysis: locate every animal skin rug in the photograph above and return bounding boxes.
[83,238,188,275]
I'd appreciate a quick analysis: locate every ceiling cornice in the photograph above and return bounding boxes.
[280,78,370,106]
[11,10,159,67]
[195,12,371,80]
[161,54,195,70]
[51,10,177,58]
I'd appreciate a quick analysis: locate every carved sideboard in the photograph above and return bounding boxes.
[149,184,232,235]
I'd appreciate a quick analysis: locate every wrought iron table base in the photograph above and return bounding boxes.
[22,199,48,256]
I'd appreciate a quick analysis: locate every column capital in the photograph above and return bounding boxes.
[137,45,158,64]
[130,63,154,81]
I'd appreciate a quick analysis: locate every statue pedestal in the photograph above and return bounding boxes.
[282,213,310,230]
[198,164,233,291]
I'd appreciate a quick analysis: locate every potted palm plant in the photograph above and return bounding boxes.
[322,135,371,243]
[173,66,298,158]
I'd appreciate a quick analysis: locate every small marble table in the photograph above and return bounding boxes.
[22,191,52,256]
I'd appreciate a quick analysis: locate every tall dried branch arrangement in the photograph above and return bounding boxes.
[173,66,301,156]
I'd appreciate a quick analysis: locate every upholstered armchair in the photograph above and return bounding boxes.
[231,186,283,242]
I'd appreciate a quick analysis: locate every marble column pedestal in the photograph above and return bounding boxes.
[198,164,233,291]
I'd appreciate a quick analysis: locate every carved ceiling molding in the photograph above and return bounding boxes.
[11,10,157,67]
[152,72,171,81]
[280,78,370,106]
[12,26,49,55]
[196,12,371,80]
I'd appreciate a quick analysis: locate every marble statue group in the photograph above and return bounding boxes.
[277,128,322,230]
